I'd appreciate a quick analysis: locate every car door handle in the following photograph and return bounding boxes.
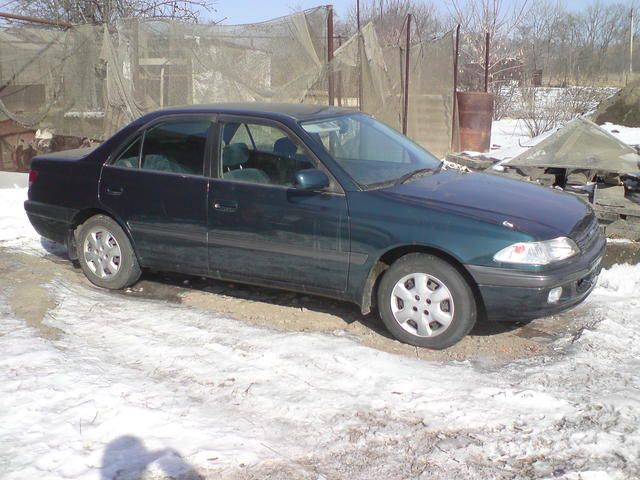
[106,186,124,196]
[213,201,238,213]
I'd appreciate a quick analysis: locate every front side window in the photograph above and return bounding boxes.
[113,136,142,169]
[301,114,441,188]
[140,120,211,175]
[219,121,314,186]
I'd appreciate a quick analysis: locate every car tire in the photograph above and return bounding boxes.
[77,215,141,290]
[377,253,477,349]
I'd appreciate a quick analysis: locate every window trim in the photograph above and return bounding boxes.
[105,113,217,180]
[214,114,344,194]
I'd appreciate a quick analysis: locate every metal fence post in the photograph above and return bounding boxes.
[452,24,460,151]
[484,31,490,93]
[402,14,412,135]
[327,5,334,106]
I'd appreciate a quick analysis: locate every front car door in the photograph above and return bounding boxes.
[207,116,349,293]
[99,115,214,274]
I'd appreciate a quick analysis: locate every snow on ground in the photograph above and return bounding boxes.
[0,187,64,256]
[1,190,639,479]
[475,118,640,164]
[599,122,640,147]
[463,119,557,162]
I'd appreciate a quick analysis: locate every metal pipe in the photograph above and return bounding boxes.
[327,5,335,106]
[402,14,411,135]
[0,11,72,28]
[452,24,461,151]
[131,18,140,103]
[356,0,361,32]
[631,7,635,77]
[484,31,490,93]
[337,34,343,106]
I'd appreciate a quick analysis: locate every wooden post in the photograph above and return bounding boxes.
[402,14,411,135]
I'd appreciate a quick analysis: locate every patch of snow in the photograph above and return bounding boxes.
[458,119,559,164]
[599,122,640,147]
[0,187,64,256]
[1,266,640,479]
[606,238,634,244]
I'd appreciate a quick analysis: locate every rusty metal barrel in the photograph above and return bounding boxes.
[457,92,494,153]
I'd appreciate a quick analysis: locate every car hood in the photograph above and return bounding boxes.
[378,169,593,239]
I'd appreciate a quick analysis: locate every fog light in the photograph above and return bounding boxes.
[548,287,563,304]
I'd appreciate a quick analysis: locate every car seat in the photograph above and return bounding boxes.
[222,143,270,184]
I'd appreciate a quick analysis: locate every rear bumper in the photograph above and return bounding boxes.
[24,200,76,245]
[466,234,606,322]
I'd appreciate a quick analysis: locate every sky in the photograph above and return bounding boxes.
[211,0,636,25]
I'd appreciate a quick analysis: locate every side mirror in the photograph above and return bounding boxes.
[295,169,329,191]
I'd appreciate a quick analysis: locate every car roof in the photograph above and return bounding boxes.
[155,102,356,122]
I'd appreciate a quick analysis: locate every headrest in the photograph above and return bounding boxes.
[274,137,297,158]
[222,143,249,167]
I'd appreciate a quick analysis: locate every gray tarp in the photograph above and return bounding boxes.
[507,118,640,174]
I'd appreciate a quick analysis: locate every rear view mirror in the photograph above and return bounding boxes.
[295,169,329,191]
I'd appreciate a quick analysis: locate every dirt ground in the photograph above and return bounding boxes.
[3,244,629,366]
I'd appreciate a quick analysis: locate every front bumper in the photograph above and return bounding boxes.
[466,234,606,322]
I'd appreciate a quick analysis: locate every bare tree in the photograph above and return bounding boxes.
[12,0,215,24]
[515,0,564,73]
[341,0,445,45]
[448,0,530,71]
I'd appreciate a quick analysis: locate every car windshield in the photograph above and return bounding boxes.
[300,113,441,188]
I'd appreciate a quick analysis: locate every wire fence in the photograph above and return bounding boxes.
[0,7,456,172]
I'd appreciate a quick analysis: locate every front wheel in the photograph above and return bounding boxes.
[77,215,141,290]
[377,253,477,349]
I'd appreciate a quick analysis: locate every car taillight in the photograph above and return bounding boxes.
[28,169,38,187]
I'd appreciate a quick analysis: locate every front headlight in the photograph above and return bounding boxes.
[493,237,579,265]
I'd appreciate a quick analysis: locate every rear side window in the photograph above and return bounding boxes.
[141,120,211,175]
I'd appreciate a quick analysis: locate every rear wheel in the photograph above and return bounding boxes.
[77,215,141,290]
[377,253,477,349]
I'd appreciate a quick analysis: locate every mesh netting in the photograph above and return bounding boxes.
[0,24,104,138]
[0,7,330,141]
[406,31,455,159]
[329,25,455,158]
[0,9,455,168]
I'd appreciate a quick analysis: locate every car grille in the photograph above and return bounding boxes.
[571,214,601,253]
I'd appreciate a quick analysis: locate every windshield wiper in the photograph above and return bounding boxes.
[394,163,442,186]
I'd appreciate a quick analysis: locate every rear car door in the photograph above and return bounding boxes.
[99,116,213,274]
[207,116,350,293]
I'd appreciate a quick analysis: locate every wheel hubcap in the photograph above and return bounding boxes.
[83,228,122,279]
[390,273,455,338]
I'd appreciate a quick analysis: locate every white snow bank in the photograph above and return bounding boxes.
[599,122,640,147]
[462,118,558,162]
[0,171,28,188]
[0,187,64,256]
[1,269,639,479]
[0,187,40,250]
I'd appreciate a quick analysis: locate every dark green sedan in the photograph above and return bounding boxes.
[25,103,605,349]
